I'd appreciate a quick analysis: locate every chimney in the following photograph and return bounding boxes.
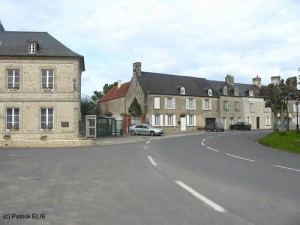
[271,76,280,85]
[225,74,234,85]
[117,80,121,89]
[133,62,142,77]
[252,75,261,87]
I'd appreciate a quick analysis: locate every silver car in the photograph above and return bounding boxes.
[129,124,164,136]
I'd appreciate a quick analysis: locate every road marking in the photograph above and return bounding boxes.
[201,141,205,146]
[226,154,256,162]
[273,165,300,172]
[148,156,157,166]
[207,147,219,152]
[175,181,226,213]
[146,141,151,144]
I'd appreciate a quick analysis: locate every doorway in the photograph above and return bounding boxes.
[180,116,186,131]
[256,117,260,129]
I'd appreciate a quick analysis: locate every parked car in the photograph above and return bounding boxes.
[129,124,165,136]
[230,122,251,130]
[204,122,224,132]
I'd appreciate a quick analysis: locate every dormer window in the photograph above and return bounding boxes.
[27,39,38,54]
[181,87,186,95]
[234,87,239,96]
[208,88,212,96]
[249,90,254,97]
[223,86,228,95]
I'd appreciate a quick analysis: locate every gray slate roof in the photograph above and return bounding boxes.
[208,80,260,97]
[137,72,219,97]
[0,31,84,70]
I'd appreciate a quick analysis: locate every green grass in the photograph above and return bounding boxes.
[259,131,300,154]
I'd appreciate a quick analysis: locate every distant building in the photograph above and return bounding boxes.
[101,62,273,131]
[0,21,85,140]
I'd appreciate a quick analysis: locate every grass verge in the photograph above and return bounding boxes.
[259,131,300,154]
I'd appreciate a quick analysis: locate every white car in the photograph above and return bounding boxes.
[129,124,165,136]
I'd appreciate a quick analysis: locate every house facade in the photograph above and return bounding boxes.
[101,62,272,132]
[0,23,85,140]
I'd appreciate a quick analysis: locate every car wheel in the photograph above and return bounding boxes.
[150,131,155,136]
[131,130,136,135]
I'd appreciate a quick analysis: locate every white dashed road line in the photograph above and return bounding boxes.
[148,156,158,166]
[206,147,220,152]
[146,141,151,144]
[273,165,300,172]
[226,154,256,162]
[175,181,226,213]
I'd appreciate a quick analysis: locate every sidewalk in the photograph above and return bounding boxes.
[93,131,202,146]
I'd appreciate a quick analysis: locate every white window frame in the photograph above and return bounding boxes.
[154,97,161,110]
[180,87,186,95]
[29,42,37,54]
[41,108,54,130]
[250,103,255,113]
[152,114,163,127]
[246,116,251,124]
[165,115,176,126]
[266,116,271,126]
[187,115,196,127]
[208,89,212,96]
[223,101,229,111]
[165,98,175,109]
[7,69,20,90]
[186,98,196,110]
[41,69,54,90]
[6,108,20,131]
[264,106,269,113]
[202,99,212,111]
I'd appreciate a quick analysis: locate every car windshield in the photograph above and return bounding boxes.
[147,125,154,129]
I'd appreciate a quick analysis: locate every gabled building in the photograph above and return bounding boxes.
[0,22,85,140]
[100,62,273,131]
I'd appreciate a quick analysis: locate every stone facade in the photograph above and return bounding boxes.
[0,57,83,141]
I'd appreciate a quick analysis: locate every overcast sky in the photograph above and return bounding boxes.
[1,0,300,96]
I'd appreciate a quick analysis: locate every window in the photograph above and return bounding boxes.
[41,108,54,130]
[208,89,212,96]
[264,107,269,113]
[294,104,300,113]
[223,101,229,111]
[7,69,20,90]
[187,115,196,126]
[29,42,37,54]
[223,86,228,95]
[202,99,212,111]
[266,116,271,126]
[165,98,175,109]
[234,87,239,96]
[186,99,196,110]
[246,116,251,124]
[250,103,255,112]
[41,69,54,90]
[6,108,20,130]
[234,102,240,111]
[249,90,254,97]
[230,117,234,125]
[165,115,176,126]
[152,115,163,126]
[154,97,161,109]
[238,117,242,122]
[180,87,186,95]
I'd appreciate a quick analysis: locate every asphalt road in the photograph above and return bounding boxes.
[0,130,299,225]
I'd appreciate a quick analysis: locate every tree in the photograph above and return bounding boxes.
[259,77,297,132]
[103,82,118,94]
[128,97,142,117]
[81,95,101,116]
[91,90,103,103]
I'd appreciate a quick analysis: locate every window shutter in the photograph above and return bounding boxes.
[165,115,168,126]
[173,115,176,126]
[165,98,168,109]
[193,99,196,110]
[209,100,212,110]
[152,115,155,126]
[186,99,189,109]
[294,104,297,113]
[202,99,205,110]
[160,115,164,126]
[172,98,176,109]
[193,115,197,126]
[187,115,190,126]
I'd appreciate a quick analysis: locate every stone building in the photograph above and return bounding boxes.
[101,62,272,132]
[0,22,85,140]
